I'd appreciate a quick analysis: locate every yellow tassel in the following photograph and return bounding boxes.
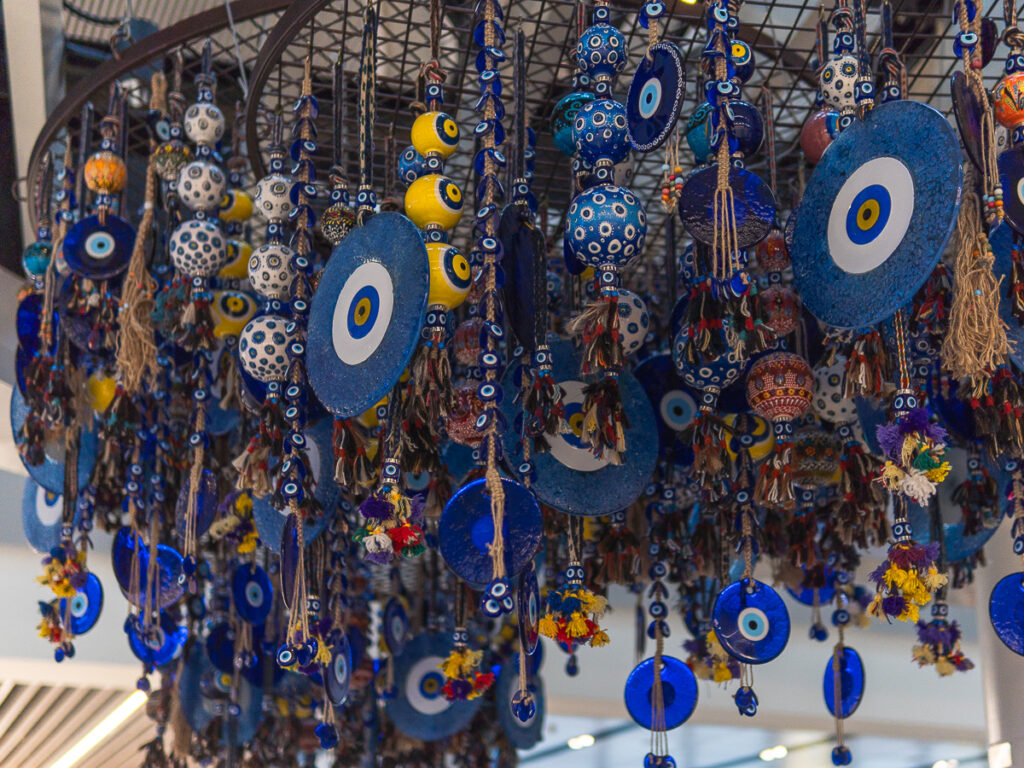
[440,650,466,679]
[315,640,332,665]
[866,594,884,618]
[923,567,949,592]
[567,612,590,637]
[900,435,918,468]
[538,615,558,638]
[926,462,951,483]
[880,462,904,489]
[935,658,955,676]
[713,662,733,684]
[590,630,610,647]
[460,649,483,676]
[588,594,609,616]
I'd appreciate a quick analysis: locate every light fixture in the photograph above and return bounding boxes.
[679,0,700,5]
[759,745,789,762]
[567,734,596,750]
[49,690,148,768]
[933,760,960,768]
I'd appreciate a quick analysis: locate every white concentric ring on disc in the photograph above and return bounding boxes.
[332,261,394,365]
[36,488,61,526]
[548,380,610,472]
[405,655,450,716]
[826,156,914,274]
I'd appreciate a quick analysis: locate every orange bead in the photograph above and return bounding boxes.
[83,151,127,194]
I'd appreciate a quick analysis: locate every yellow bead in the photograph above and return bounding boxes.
[218,240,253,280]
[83,151,127,194]
[426,241,472,310]
[405,174,464,231]
[410,111,460,159]
[219,188,254,222]
[210,289,258,338]
[86,373,116,413]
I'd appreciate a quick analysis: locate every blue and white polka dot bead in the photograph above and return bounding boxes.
[576,23,627,80]
[573,99,630,165]
[169,219,228,277]
[672,324,743,391]
[564,185,647,269]
[616,289,650,355]
[398,145,429,185]
[238,315,296,383]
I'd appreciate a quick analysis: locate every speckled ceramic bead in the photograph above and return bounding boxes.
[426,241,472,310]
[83,151,127,194]
[169,218,228,277]
[398,145,430,184]
[184,102,226,145]
[564,185,647,268]
[573,99,630,165]
[177,160,227,213]
[672,323,742,391]
[247,243,298,300]
[253,173,294,222]
[576,23,627,80]
[820,55,859,112]
[152,141,192,182]
[551,91,596,156]
[320,203,356,246]
[238,315,296,382]
[616,290,650,355]
[410,112,460,159]
[404,174,464,231]
[812,356,856,424]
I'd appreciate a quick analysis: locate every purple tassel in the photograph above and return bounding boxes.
[365,551,392,566]
[359,495,394,523]
[882,594,907,616]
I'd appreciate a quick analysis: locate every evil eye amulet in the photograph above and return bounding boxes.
[573,99,630,165]
[177,160,228,213]
[564,185,647,269]
[169,218,228,277]
[410,111,460,159]
[404,174,464,231]
[426,241,472,310]
[248,243,298,300]
[83,151,127,195]
[219,239,252,280]
[729,100,764,157]
[616,289,650,355]
[184,102,226,145]
[551,91,596,156]
[576,23,627,79]
[253,173,294,222]
[399,145,430,184]
[219,189,253,222]
[820,56,859,112]
[238,315,296,383]
[730,40,755,83]
[211,290,258,338]
[994,72,1024,129]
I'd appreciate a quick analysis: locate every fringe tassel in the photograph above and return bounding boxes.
[965,364,1024,458]
[175,284,216,352]
[233,399,285,498]
[571,294,625,374]
[728,273,776,361]
[833,428,886,549]
[402,323,453,465]
[1010,239,1024,324]
[333,417,375,489]
[755,437,795,510]
[844,329,890,399]
[521,362,568,454]
[580,376,628,464]
[676,279,728,365]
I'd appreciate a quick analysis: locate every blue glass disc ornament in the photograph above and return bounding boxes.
[634,353,698,465]
[439,477,542,587]
[307,211,429,418]
[111,527,185,610]
[496,661,545,749]
[385,633,481,740]
[786,568,837,606]
[501,337,657,516]
[205,622,236,674]
[16,293,57,356]
[175,468,218,546]
[62,213,135,279]
[518,562,541,655]
[60,571,103,635]
[712,578,791,664]
[232,563,273,625]
[823,646,865,718]
[791,100,962,329]
[21,477,73,553]
[679,166,775,249]
[128,610,187,666]
[178,641,264,745]
[280,513,299,610]
[989,223,1024,370]
[626,41,685,153]
[951,72,985,174]
[998,146,1024,236]
[323,634,353,706]
[624,655,698,729]
[990,573,1024,655]
[383,597,411,655]
[11,387,97,495]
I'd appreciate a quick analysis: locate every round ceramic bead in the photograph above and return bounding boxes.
[576,23,627,80]
[760,284,801,336]
[183,102,226,146]
[152,141,192,182]
[176,160,227,213]
[756,229,789,272]
[238,315,295,382]
[820,56,859,112]
[551,91,596,156]
[219,239,252,280]
[22,241,51,279]
[247,243,298,300]
[812,357,857,424]
[564,184,647,269]
[799,110,839,164]
[404,173,464,231]
[746,352,814,423]
[616,290,650,355]
[426,241,472,310]
[321,203,356,246]
[410,111,460,159]
[253,173,294,222]
[995,72,1024,129]
[452,317,485,366]
[83,151,127,195]
[729,100,764,157]
[398,145,430,184]
[685,102,714,163]
[573,99,630,165]
[169,218,228,277]
[219,189,253,222]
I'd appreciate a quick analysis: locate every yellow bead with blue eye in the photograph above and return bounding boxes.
[219,189,254,222]
[86,372,116,413]
[404,174,464,231]
[211,289,259,338]
[410,111,460,159]
[426,241,472,310]
[218,239,253,280]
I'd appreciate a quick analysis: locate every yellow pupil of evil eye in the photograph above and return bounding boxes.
[452,254,470,279]
[569,413,584,436]
[443,119,458,138]
[354,297,372,325]
[225,296,245,313]
[446,184,461,203]
[857,199,880,230]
